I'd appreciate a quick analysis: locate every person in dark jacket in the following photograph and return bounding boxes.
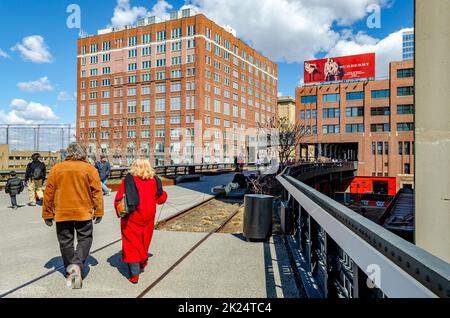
[5,171,24,210]
[94,155,111,195]
[25,153,46,206]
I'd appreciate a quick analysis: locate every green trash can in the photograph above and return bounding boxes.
[243,194,273,241]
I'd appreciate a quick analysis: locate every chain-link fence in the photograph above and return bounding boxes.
[0,124,76,152]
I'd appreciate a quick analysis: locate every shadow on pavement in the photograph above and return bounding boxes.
[263,235,301,298]
[107,251,153,279]
[44,255,99,279]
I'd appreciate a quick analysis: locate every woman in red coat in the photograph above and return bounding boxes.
[114,159,167,283]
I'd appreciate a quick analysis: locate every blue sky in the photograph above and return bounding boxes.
[0,0,413,125]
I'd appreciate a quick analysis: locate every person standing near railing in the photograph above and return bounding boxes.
[5,171,24,210]
[94,155,111,196]
[24,153,46,206]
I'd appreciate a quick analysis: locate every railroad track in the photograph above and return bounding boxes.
[0,199,243,298]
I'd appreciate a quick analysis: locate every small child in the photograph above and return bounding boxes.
[5,171,24,210]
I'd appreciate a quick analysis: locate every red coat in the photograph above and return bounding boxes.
[114,176,168,263]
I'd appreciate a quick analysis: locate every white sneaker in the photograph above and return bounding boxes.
[66,264,82,289]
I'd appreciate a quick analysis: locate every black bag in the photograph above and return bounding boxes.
[155,176,163,198]
[32,164,43,180]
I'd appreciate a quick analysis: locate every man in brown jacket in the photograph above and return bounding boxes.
[42,142,104,289]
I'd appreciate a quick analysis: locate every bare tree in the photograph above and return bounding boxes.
[259,115,307,168]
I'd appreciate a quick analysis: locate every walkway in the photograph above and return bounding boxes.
[0,172,300,298]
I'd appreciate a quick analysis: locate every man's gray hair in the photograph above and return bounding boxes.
[66,142,87,160]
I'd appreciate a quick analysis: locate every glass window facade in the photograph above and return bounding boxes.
[346,91,364,100]
[397,86,414,96]
[323,93,340,103]
[371,89,390,99]
[301,95,317,104]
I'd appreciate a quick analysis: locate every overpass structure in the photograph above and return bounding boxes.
[277,164,450,298]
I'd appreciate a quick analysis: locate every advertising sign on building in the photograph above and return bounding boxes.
[304,53,375,84]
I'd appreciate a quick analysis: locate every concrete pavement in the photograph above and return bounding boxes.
[0,172,300,298]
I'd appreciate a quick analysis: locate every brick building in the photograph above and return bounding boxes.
[76,9,278,166]
[296,60,414,191]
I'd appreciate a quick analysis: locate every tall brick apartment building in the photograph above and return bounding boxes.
[76,9,277,166]
[296,60,414,191]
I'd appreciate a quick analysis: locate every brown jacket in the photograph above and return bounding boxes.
[42,158,104,222]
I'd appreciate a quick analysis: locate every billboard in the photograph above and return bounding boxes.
[304,53,375,84]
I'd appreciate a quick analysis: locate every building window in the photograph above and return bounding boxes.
[171,82,181,92]
[156,84,166,94]
[322,108,340,119]
[372,142,376,155]
[370,124,390,132]
[128,49,137,58]
[397,68,414,78]
[404,141,411,155]
[170,96,181,111]
[346,107,364,117]
[345,124,364,133]
[371,89,390,99]
[323,93,340,103]
[371,107,390,116]
[301,95,317,104]
[141,99,150,113]
[377,142,383,155]
[322,125,340,134]
[127,101,137,114]
[397,104,414,115]
[397,86,414,96]
[346,91,364,100]
[384,141,389,155]
[397,122,414,131]
[404,163,411,174]
[398,141,403,155]
[155,116,165,125]
[156,98,165,112]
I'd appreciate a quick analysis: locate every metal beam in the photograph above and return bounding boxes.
[277,175,450,297]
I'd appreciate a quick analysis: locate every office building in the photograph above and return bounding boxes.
[296,60,415,191]
[403,30,414,60]
[76,9,278,166]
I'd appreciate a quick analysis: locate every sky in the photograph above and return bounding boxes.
[0,0,413,126]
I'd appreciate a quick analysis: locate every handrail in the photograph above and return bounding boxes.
[0,162,249,182]
[277,173,450,298]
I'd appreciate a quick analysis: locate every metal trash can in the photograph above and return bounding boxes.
[243,194,274,241]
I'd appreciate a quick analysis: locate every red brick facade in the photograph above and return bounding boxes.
[296,60,415,190]
[76,13,277,166]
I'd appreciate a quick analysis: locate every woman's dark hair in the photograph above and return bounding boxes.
[31,153,41,161]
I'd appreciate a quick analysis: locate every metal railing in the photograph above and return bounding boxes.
[277,173,450,298]
[284,161,358,181]
[0,162,244,186]
[108,163,237,179]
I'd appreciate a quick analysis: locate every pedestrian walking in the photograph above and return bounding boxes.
[42,142,104,289]
[5,171,24,210]
[114,158,167,284]
[24,153,46,206]
[94,155,111,195]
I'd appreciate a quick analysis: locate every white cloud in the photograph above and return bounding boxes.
[148,0,173,21]
[11,35,53,63]
[110,0,175,28]
[327,28,413,79]
[57,91,73,101]
[185,0,389,63]
[0,49,10,58]
[17,76,54,92]
[110,0,148,28]
[0,99,58,124]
